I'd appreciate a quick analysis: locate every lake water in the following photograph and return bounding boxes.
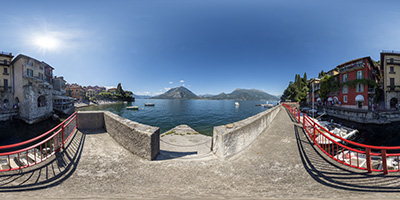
[79,99,277,136]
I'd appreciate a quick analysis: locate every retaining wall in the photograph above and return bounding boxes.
[325,108,400,124]
[212,105,281,160]
[77,111,160,160]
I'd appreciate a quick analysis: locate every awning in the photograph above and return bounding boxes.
[327,97,333,101]
[316,98,321,102]
[355,95,364,102]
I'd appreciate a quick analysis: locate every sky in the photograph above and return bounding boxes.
[1,0,400,96]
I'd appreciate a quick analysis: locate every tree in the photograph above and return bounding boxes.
[281,73,309,103]
[116,83,125,96]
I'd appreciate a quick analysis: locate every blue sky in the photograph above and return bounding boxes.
[1,0,400,96]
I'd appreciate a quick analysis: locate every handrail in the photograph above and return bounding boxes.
[282,103,400,174]
[0,112,76,150]
[0,112,77,171]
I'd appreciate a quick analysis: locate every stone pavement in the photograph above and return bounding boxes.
[2,107,400,199]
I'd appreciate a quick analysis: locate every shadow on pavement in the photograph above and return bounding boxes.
[0,130,85,192]
[295,123,400,192]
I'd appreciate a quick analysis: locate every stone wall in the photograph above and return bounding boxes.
[212,105,281,160]
[325,108,400,124]
[77,111,160,160]
[19,85,53,124]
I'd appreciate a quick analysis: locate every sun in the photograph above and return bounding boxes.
[34,36,59,50]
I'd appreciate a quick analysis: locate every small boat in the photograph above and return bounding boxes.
[144,103,155,106]
[235,102,239,106]
[127,106,139,110]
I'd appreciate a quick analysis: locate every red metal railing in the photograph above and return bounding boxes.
[0,112,77,171]
[283,103,400,174]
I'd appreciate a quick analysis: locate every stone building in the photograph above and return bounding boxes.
[11,54,54,124]
[381,51,400,110]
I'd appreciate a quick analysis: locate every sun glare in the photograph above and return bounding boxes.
[34,36,59,50]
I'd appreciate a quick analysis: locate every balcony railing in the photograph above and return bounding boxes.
[0,86,12,92]
[382,50,400,54]
[0,51,12,56]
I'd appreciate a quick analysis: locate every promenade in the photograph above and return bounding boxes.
[1,107,400,199]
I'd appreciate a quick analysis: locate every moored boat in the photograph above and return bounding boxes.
[127,106,139,110]
[144,103,155,106]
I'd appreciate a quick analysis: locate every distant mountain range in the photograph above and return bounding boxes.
[150,86,279,101]
[210,88,279,101]
[151,86,199,99]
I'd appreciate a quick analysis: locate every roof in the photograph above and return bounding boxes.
[336,56,372,68]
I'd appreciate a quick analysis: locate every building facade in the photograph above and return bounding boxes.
[381,51,400,110]
[0,52,14,108]
[337,57,379,110]
[68,84,86,100]
[11,54,54,124]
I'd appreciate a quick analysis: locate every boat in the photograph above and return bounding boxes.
[144,103,155,106]
[126,106,139,110]
[235,102,239,106]
[314,119,358,144]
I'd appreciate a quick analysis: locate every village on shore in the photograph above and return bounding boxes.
[0,51,134,124]
[281,50,400,124]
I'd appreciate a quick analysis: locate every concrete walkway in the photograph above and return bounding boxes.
[2,107,400,199]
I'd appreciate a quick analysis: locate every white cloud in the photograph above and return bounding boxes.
[164,87,171,91]
[169,81,173,84]
[180,80,184,83]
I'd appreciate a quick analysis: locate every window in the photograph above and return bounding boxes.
[390,66,395,74]
[390,78,395,91]
[37,96,46,107]
[343,95,348,103]
[356,83,364,92]
[342,85,348,94]
[4,79,8,87]
[356,70,363,79]
[27,69,33,77]
[342,74,348,82]
[38,73,43,80]
[3,67,8,75]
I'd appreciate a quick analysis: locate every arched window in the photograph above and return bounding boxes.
[390,98,398,109]
[38,96,46,107]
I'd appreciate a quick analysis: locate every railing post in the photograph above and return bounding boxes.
[313,120,316,144]
[61,121,65,149]
[381,149,388,174]
[366,148,372,173]
[298,110,300,123]
[303,114,305,129]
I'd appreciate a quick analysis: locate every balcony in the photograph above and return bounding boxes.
[387,58,400,65]
[0,86,12,92]
[0,59,10,66]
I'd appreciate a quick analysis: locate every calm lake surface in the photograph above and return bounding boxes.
[79,99,277,136]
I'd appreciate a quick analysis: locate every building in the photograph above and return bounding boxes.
[86,88,96,98]
[337,57,380,110]
[381,50,400,110]
[11,54,54,124]
[0,51,16,121]
[107,87,117,94]
[53,76,67,95]
[307,78,320,105]
[325,68,340,104]
[67,84,86,100]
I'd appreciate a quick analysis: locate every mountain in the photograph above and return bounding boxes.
[210,88,279,101]
[133,94,152,99]
[151,86,199,99]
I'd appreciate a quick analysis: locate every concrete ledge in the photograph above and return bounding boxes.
[77,111,160,160]
[212,105,281,160]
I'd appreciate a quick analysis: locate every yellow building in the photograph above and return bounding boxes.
[0,51,14,111]
[381,51,400,109]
